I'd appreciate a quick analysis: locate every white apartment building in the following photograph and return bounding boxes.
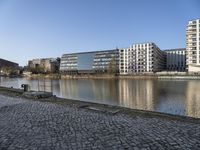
[186,19,200,72]
[164,48,186,72]
[119,43,166,74]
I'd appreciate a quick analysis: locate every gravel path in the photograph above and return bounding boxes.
[0,94,200,150]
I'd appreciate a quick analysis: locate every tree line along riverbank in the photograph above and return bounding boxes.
[21,73,200,80]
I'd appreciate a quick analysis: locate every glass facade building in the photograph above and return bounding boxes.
[60,49,119,74]
[93,50,119,73]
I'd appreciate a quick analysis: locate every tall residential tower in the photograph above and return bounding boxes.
[186,19,200,72]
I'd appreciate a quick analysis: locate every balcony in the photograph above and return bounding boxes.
[188,40,197,43]
[187,30,197,34]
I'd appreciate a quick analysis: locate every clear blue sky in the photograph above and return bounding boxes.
[0,0,199,66]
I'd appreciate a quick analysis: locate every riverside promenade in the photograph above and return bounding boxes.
[0,91,200,149]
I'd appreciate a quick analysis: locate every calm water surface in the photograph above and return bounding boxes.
[0,77,200,118]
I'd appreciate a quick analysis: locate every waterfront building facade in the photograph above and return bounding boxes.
[60,49,119,74]
[28,58,60,73]
[60,52,96,74]
[92,50,119,74]
[186,19,200,72]
[119,43,166,74]
[164,48,186,72]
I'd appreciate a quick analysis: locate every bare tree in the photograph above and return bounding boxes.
[107,57,117,75]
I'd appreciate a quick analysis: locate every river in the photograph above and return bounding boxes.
[0,77,200,118]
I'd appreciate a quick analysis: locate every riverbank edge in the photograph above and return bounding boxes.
[23,73,200,79]
[0,86,200,124]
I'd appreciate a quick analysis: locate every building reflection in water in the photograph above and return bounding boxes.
[1,76,200,118]
[59,79,79,100]
[118,79,154,110]
[154,80,187,116]
[90,79,119,105]
[37,79,200,118]
[186,80,200,118]
[59,79,119,105]
[59,78,155,108]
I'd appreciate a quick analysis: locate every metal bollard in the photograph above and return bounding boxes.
[21,84,29,92]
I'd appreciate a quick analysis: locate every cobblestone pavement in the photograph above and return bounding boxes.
[0,95,200,150]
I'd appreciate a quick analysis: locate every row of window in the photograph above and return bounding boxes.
[167,67,186,71]
[167,64,185,67]
[120,69,154,73]
[166,51,185,54]
[60,67,77,69]
[93,58,113,61]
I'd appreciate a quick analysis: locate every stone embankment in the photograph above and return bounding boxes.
[0,88,200,149]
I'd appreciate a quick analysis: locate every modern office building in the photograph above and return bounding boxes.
[164,48,186,72]
[119,43,166,74]
[93,50,119,73]
[186,18,200,72]
[60,52,96,74]
[60,49,119,74]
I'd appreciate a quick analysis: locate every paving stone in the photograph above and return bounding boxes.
[0,94,200,150]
